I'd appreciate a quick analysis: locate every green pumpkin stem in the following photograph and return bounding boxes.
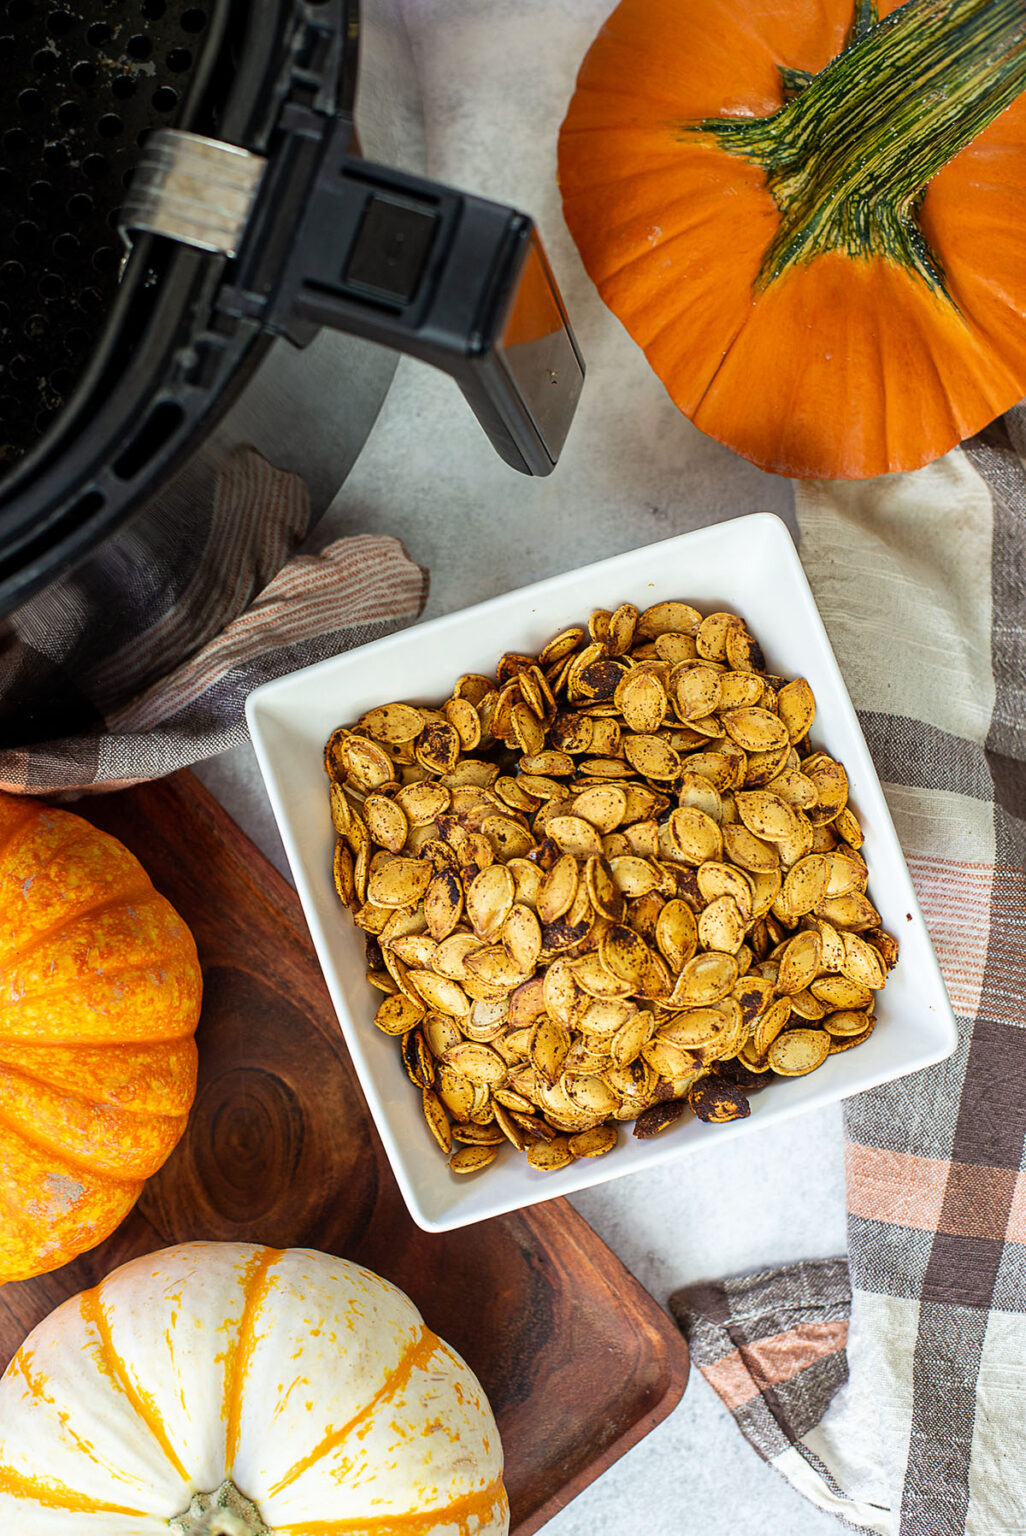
[168,1481,269,1536]
[777,66,814,103]
[847,0,879,47]
[683,0,1026,295]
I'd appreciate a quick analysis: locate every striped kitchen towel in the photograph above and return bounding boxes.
[0,448,428,796]
[672,409,1026,1534]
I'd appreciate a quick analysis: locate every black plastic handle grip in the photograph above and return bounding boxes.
[222,113,584,476]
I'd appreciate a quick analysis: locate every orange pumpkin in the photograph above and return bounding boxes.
[558,0,1026,479]
[0,793,200,1283]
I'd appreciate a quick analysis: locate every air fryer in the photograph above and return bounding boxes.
[0,0,584,745]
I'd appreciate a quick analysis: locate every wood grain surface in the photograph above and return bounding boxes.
[0,771,688,1534]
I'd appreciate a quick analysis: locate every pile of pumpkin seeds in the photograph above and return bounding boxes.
[325,601,898,1177]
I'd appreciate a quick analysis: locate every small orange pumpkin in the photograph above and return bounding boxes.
[559,0,1026,478]
[0,793,200,1283]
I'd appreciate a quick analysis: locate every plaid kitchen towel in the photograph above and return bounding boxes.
[0,448,428,796]
[672,409,1026,1535]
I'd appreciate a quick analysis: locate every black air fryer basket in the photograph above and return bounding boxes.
[0,0,223,466]
[0,0,583,660]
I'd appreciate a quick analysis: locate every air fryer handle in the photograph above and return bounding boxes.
[265,141,585,476]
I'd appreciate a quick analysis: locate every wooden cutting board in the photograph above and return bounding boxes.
[0,771,688,1534]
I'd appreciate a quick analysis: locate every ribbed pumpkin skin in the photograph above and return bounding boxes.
[558,0,1026,479]
[0,794,200,1283]
[0,1242,509,1536]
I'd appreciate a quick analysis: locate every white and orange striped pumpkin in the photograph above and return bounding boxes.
[0,1242,508,1536]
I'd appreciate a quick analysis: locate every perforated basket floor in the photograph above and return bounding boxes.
[0,0,211,464]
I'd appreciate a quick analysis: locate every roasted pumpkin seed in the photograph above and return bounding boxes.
[333,839,357,908]
[632,1098,689,1137]
[368,857,433,908]
[768,1028,831,1076]
[373,992,424,1036]
[624,734,681,781]
[617,669,667,733]
[776,930,822,994]
[421,1086,452,1152]
[530,1016,571,1084]
[828,1018,876,1053]
[410,971,470,1017]
[841,931,888,989]
[449,1143,500,1174]
[466,863,516,940]
[666,806,722,864]
[446,1041,508,1086]
[811,974,873,1010]
[526,1136,575,1172]
[721,821,780,872]
[402,1027,435,1088]
[823,1008,873,1037]
[696,611,741,661]
[698,894,746,955]
[688,1075,751,1123]
[547,814,605,859]
[423,870,464,941]
[777,678,815,742]
[569,1124,618,1157]
[724,627,765,674]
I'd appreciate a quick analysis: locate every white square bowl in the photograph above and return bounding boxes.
[247,513,957,1232]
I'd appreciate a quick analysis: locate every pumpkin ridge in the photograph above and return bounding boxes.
[0,1092,152,1184]
[0,1040,196,1113]
[224,1246,285,1477]
[0,814,114,886]
[596,199,739,284]
[688,246,1007,475]
[0,800,37,863]
[266,1325,440,1499]
[685,309,755,417]
[80,1285,192,1485]
[938,259,1026,365]
[0,1026,202,1050]
[0,1056,190,1122]
[276,1473,509,1535]
[0,1062,187,1180]
[0,881,160,971]
[0,952,199,1013]
[0,1460,149,1517]
[12,1344,131,1473]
